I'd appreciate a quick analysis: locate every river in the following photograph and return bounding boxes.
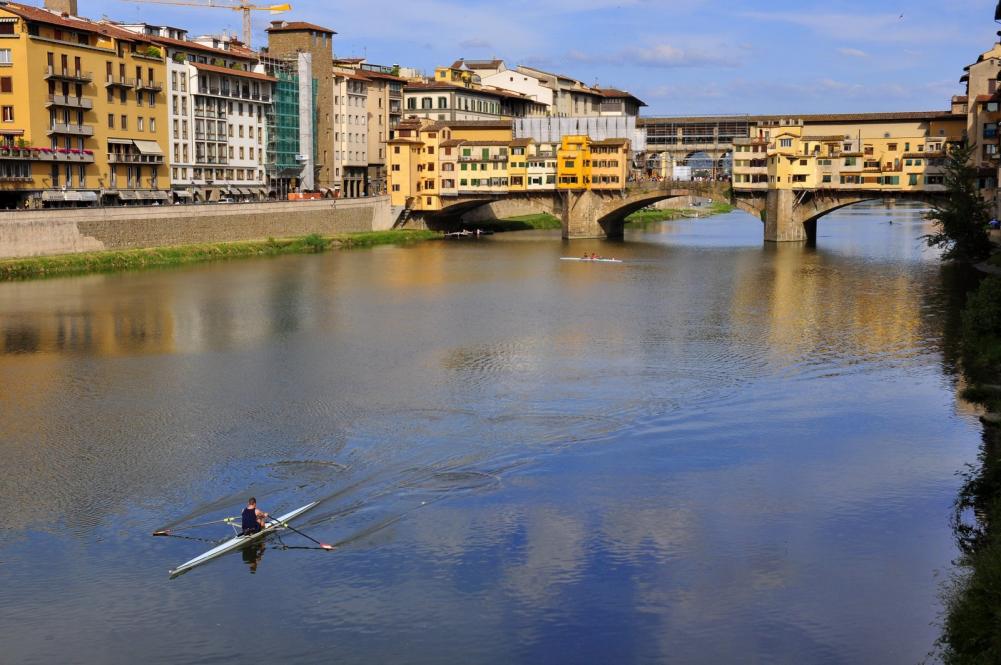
[0,203,981,664]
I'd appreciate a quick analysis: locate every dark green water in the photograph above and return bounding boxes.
[0,203,981,663]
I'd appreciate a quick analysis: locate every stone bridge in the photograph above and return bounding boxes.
[733,188,946,242]
[408,180,728,239]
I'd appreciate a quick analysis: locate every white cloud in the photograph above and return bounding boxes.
[837,47,869,58]
[569,43,739,69]
[458,38,493,50]
[739,10,963,44]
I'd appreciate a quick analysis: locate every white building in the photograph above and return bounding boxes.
[333,66,369,197]
[116,23,274,202]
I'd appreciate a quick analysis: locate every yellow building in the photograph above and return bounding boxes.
[387,118,514,211]
[556,135,629,190]
[589,138,629,189]
[0,1,170,208]
[732,114,966,194]
[507,138,531,191]
[557,135,589,189]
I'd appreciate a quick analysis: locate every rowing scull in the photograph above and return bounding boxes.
[168,501,318,577]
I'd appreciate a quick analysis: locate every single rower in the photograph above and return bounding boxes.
[241,497,269,536]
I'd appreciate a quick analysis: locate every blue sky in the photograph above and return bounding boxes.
[91,0,999,116]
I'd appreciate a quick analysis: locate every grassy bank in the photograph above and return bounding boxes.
[0,229,439,281]
[626,200,736,225]
[461,213,562,232]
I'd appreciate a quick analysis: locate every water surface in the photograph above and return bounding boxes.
[0,203,979,663]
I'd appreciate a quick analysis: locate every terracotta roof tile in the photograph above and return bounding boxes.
[266,21,336,34]
[192,61,276,82]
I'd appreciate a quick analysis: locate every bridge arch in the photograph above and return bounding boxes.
[732,188,944,243]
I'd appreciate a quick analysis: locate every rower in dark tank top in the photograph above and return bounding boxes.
[241,497,268,535]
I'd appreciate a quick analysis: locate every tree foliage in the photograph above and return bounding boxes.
[924,142,994,263]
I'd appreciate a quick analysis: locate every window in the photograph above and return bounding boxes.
[0,22,12,36]
[986,123,998,140]
[437,96,447,109]
[421,97,432,110]
[0,49,11,66]
[137,117,144,131]
[909,174,918,186]
[1,105,12,122]
[108,113,114,128]
[779,138,792,148]
[121,115,127,129]
[0,76,9,93]
[150,118,155,133]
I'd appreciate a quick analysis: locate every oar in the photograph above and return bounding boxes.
[268,514,334,551]
[153,516,238,536]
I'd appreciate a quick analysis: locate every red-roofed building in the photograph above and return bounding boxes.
[0,1,172,208]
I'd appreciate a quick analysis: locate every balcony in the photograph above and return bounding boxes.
[48,122,95,137]
[0,146,95,162]
[45,66,93,83]
[32,149,95,163]
[135,79,162,92]
[108,152,164,164]
[105,75,137,88]
[46,94,93,110]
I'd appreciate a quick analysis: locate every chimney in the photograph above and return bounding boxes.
[44,0,77,15]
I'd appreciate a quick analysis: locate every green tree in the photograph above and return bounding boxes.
[924,142,994,263]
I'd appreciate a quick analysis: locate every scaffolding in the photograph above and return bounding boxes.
[261,55,302,198]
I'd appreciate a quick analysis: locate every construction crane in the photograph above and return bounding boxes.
[119,0,291,48]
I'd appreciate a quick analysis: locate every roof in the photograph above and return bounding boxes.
[445,120,513,129]
[1,3,154,43]
[592,87,647,107]
[149,34,255,60]
[334,57,366,65]
[457,140,511,146]
[510,138,534,146]
[404,81,532,101]
[463,59,504,70]
[266,21,336,35]
[192,61,276,82]
[359,70,405,83]
[639,111,963,125]
[439,139,466,147]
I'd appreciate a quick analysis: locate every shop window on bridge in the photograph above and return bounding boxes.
[986,123,998,139]
[792,174,807,183]
[822,175,832,183]
[926,175,944,185]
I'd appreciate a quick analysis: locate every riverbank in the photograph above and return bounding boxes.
[0,229,439,281]
[625,200,736,224]
[938,271,1001,664]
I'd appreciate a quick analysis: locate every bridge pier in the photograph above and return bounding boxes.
[561,190,617,239]
[765,189,814,243]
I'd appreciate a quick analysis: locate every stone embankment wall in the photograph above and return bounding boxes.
[459,195,560,223]
[0,196,396,259]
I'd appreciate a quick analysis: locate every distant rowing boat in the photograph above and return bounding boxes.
[167,502,318,577]
[560,257,623,264]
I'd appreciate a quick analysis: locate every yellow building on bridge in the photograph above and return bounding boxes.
[388,119,630,212]
[732,112,965,195]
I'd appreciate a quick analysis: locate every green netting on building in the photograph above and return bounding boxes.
[267,69,300,174]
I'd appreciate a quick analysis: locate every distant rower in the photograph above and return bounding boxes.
[241,497,269,536]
